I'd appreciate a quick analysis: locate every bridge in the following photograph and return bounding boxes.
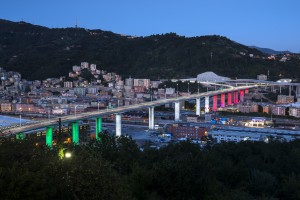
[1,84,255,147]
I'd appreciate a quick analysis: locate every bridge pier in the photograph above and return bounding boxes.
[116,114,122,136]
[227,92,232,105]
[279,86,282,94]
[213,95,217,111]
[271,85,275,92]
[46,126,53,148]
[220,93,225,107]
[16,132,25,140]
[289,85,292,96]
[149,107,155,130]
[296,86,300,97]
[240,90,245,102]
[175,102,180,121]
[196,98,201,116]
[205,96,209,113]
[234,91,238,104]
[96,117,102,140]
[72,121,79,144]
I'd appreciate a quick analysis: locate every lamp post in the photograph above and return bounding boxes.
[98,102,100,113]
[48,110,50,121]
[164,85,166,99]
[150,85,153,102]
[197,81,200,95]
[19,107,22,127]
[75,105,80,117]
[176,83,179,98]
[188,82,190,96]
[65,152,72,158]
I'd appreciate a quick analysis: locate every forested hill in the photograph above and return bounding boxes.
[0,19,299,80]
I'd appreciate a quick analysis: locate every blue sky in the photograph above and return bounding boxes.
[1,0,300,52]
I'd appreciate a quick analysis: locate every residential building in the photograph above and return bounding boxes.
[271,106,286,116]
[72,66,81,72]
[289,107,300,118]
[237,103,258,113]
[74,87,87,97]
[185,115,199,123]
[90,64,97,71]
[277,95,294,104]
[166,88,175,95]
[125,78,134,88]
[257,74,267,81]
[0,103,12,112]
[150,81,161,88]
[64,81,73,88]
[166,123,207,139]
[134,86,145,93]
[133,79,150,89]
[81,62,89,69]
[87,86,98,94]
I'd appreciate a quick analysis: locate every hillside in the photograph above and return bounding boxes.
[249,46,291,55]
[0,19,300,81]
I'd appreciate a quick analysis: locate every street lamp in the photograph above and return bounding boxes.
[188,82,190,96]
[164,85,166,99]
[197,81,200,95]
[150,85,153,102]
[65,152,72,158]
[19,107,22,127]
[48,110,51,121]
[75,105,80,117]
[176,83,179,98]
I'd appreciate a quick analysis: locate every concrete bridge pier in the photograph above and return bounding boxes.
[205,96,209,113]
[196,98,201,116]
[220,93,225,107]
[175,102,180,121]
[271,85,275,92]
[240,90,245,102]
[149,107,154,130]
[279,86,282,94]
[116,114,122,137]
[213,95,217,111]
[296,86,300,97]
[234,91,238,104]
[16,132,25,140]
[46,126,53,148]
[72,121,79,144]
[227,92,232,105]
[96,117,102,140]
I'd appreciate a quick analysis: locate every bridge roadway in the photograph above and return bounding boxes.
[2,85,255,135]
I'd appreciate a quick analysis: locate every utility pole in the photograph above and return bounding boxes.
[57,118,64,159]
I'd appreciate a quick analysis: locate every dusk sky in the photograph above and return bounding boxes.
[1,0,299,52]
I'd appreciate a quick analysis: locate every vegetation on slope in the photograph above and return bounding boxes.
[1,135,300,199]
[1,19,300,81]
